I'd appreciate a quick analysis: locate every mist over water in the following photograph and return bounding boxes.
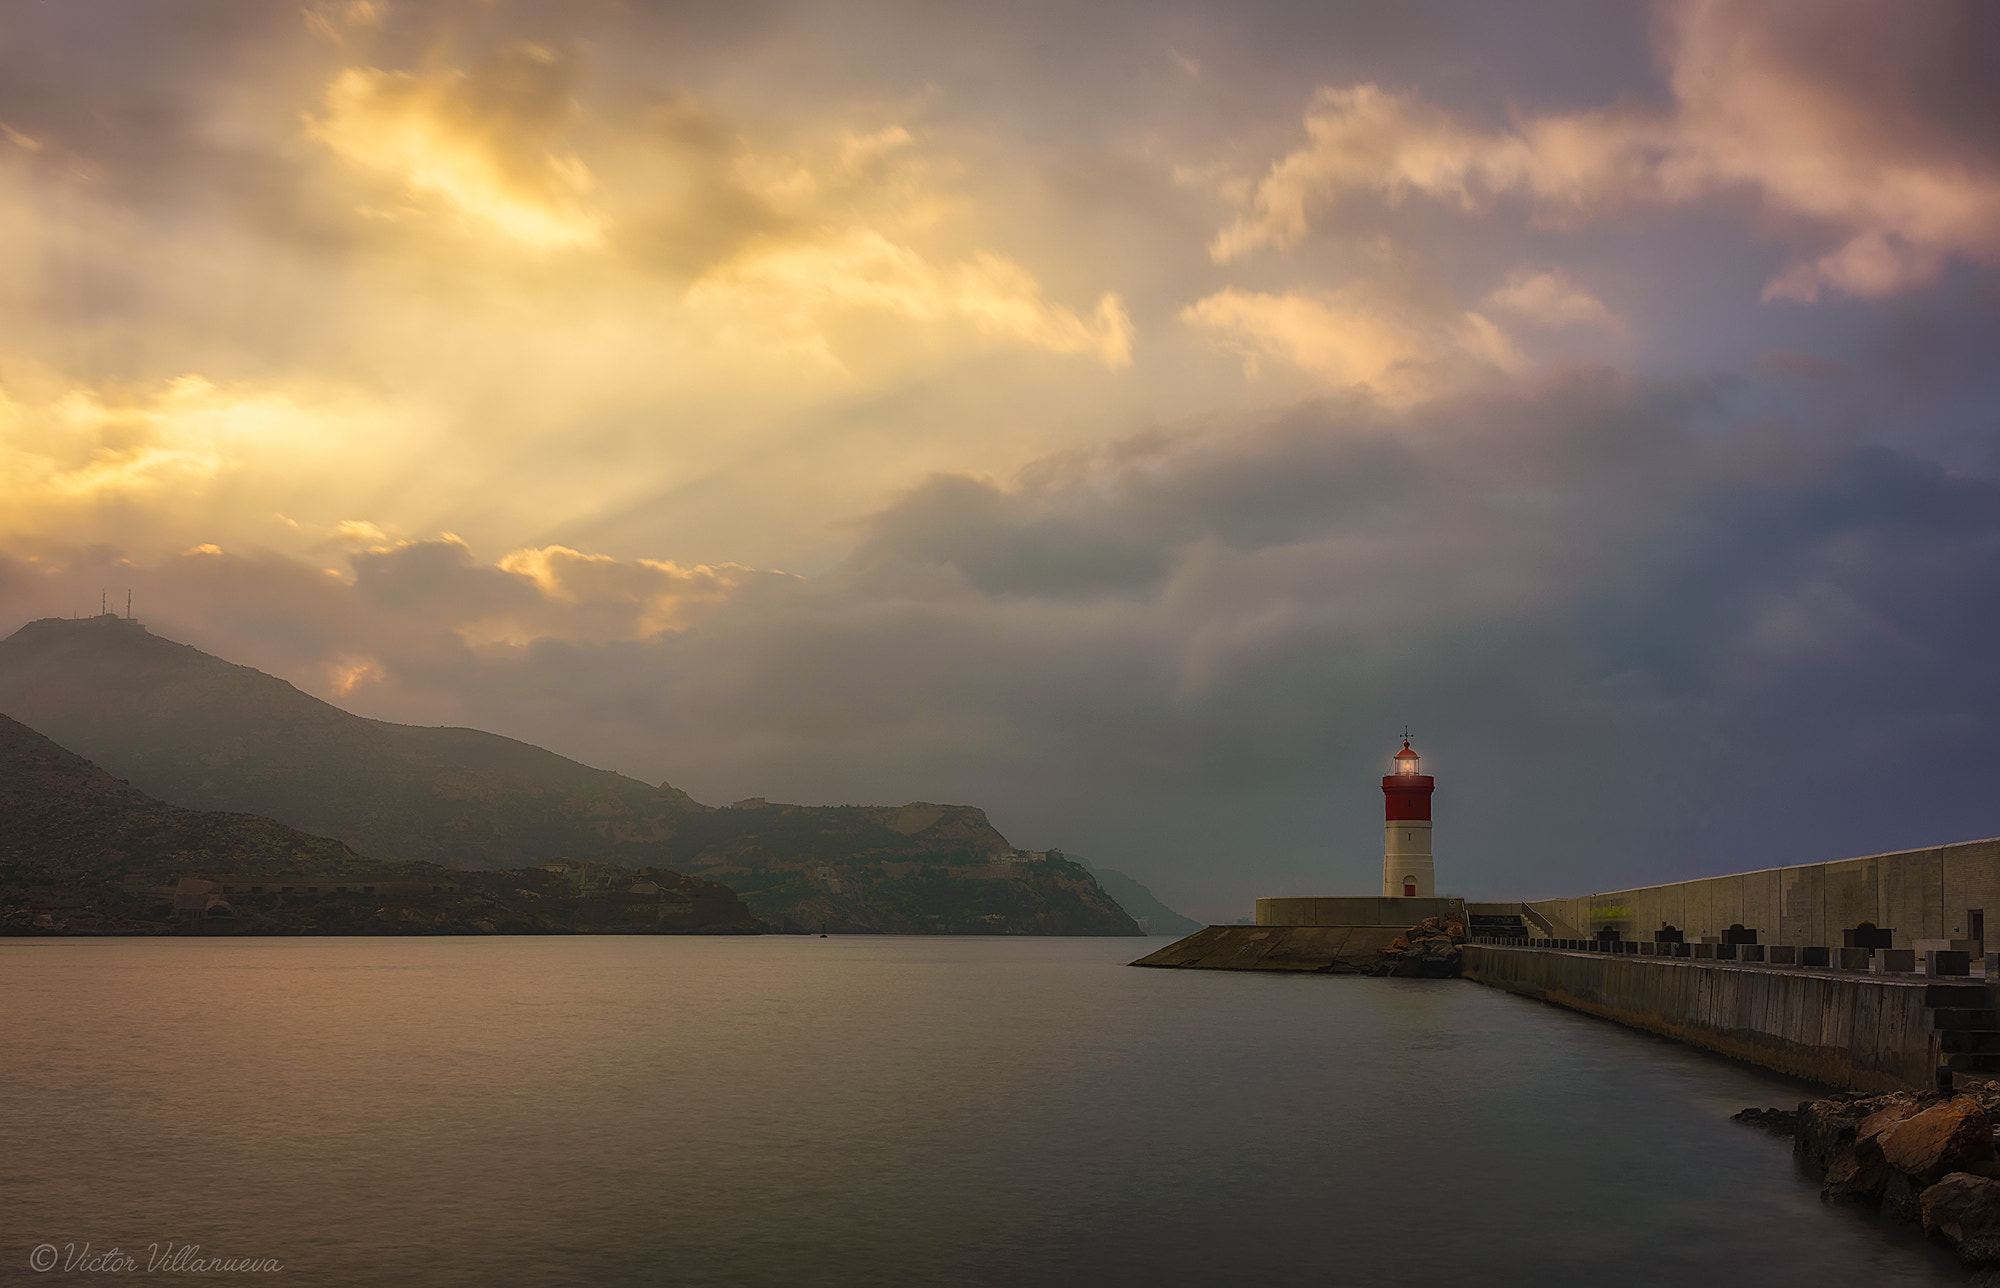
[0,937,1965,1285]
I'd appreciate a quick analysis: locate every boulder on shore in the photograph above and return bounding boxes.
[1370,913,1466,977]
[1790,1084,2000,1260]
[1923,1173,2000,1252]
[1877,1097,1997,1188]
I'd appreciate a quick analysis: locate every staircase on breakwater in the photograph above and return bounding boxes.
[1933,982,2000,1079]
[1468,910,1528,942]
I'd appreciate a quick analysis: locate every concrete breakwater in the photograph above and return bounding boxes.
[1462,943,1972,1092]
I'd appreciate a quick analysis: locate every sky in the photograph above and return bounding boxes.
[0,0,1996,920]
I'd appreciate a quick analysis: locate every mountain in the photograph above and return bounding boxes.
[0,616,1141,935]
[0,711,756,935]
[1071,857,1204,935]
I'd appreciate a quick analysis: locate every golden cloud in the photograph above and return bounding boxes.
[494,544,777,639]
[306,45,604,249]
[1180,287,1521,401]
[689,229,1132,369]
[0,372,422,555]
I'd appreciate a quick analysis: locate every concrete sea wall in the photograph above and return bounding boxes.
[1463,944,1943,1092]
[1528,837,2000,949]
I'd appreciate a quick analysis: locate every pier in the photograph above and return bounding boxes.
[1463,941,2000,1093]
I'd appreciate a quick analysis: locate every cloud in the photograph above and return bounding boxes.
[1752,349,1850,381]
[688,230,1133,369]
[13,372,1995,914]
[308,44,604,249]
[0,374,410,548]
[297,44,1134,370]
[0,0,1994,922]
[1484,269,1625,334]
[1208,1,2000,300]
[1180,286,1522,397]
[342,535,789,648]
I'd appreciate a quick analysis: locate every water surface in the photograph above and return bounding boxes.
[0,936,1965,1285]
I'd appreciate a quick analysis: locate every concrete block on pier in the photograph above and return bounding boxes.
[1928,950,1972,978]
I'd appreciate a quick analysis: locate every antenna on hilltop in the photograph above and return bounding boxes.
[101,590,106,616]
[126,589,132,619]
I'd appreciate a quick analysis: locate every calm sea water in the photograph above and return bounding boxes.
[0,936,1968,1286]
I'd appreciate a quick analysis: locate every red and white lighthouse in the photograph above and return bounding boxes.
[1382,737,1435,897]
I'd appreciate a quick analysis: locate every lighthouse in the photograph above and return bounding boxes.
[1382,736,1435,898]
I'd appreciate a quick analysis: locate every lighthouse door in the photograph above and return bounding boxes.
[1403,879,1416,897]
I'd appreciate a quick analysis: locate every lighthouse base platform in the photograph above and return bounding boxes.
[1255,896,1461,927]
[1130,924,1399,972]
[1132,896,1469,973]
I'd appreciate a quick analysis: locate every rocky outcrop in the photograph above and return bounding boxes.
[1369,912,1466,977]
[1786,1085,2000,1265]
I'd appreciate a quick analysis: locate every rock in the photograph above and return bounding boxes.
[1822,1149,1891,1203]
[1731,1107,1798,1135]
[1958,1234,2000,1268]
[1879,1097,1997,1188]
[1884,1172,1925,1223]
[1922,1173,2000,1247]
[1797,1095,1893,1173]
[1858,1103,1922,1144]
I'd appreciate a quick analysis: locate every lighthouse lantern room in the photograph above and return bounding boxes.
[1382,736,1436,898]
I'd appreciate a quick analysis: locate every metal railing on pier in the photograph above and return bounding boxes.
[1466,936,1991,979]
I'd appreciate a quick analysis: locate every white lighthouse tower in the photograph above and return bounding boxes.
[1381,736,1435,898]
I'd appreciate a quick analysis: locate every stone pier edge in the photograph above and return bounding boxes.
[1461,943,1948,1092]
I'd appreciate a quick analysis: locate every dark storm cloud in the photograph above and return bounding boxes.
[482,377,2000,912]
[851,418,1411,600]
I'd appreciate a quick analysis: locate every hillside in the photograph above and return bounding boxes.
[0,712,756,935]
[0,616,1141,935]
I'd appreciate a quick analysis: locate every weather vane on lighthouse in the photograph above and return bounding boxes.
[1383,731,1436,897]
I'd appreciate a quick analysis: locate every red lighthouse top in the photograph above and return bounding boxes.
[1383,737,1434,821]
